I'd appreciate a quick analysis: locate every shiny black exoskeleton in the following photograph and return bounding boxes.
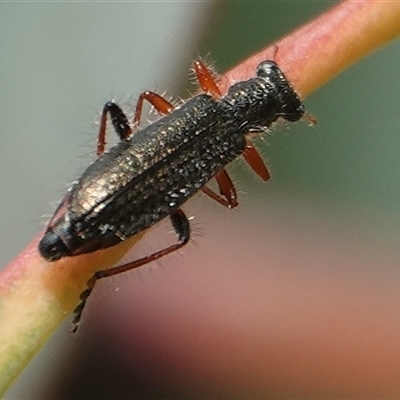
[38,60,305,330]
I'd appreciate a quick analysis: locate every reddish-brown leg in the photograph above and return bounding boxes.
[133,90,174,127]
[72,209,190,332]
[243,141,271,181]
[97,92,175,155]
[193,60,222,100]
[202,168,238,208]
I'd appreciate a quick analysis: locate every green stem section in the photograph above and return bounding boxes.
[0,233,144,394]
[1,0,400,395]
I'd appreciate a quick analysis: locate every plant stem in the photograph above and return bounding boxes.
[1,0,400,395]
[222,0,400,97]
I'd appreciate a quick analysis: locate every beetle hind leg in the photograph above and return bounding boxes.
[71,209,190,332]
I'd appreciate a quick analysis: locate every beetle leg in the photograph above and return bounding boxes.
[242,141,270,181]
[97,91,175,155]
[133,91,174,128]
[97,102,132,155]
[193,59,222,100]
[202,168,238,208]
[71,209,190,332]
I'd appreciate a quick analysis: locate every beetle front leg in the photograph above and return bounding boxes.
[242,140,271,181]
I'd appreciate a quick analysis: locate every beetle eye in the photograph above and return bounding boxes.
[256,60,279,78]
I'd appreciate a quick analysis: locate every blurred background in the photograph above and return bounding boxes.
[3,1,400,398]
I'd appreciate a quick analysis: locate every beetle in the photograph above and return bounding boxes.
[38,59,305,330]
